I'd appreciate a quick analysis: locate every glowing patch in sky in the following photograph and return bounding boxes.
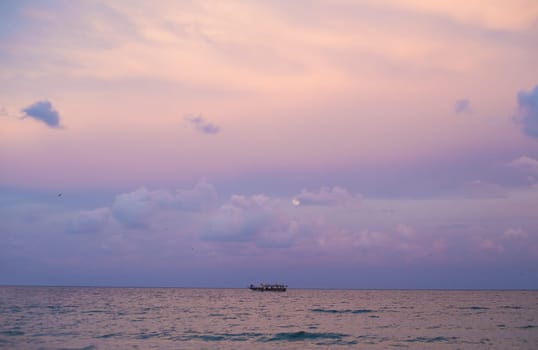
[292,198,301,206]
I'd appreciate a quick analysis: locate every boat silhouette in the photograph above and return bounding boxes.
[249,283,287,292]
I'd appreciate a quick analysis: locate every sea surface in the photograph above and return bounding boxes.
[0,287,537,349]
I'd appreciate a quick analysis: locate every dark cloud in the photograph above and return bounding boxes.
[516,85,538,138]
[185,115,220,134]
[21,100,61,128]
[454,99,471,114]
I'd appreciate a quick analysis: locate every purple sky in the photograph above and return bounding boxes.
[1,0,538,289]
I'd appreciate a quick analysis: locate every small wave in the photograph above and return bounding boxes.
[81,310,106,314]
[177,332,264,342]
[518,325,537,329]
[259,331,349,342]
[47,305,61,310]
[405,336,457,343]
[57,346,96,350]
[1,330,24,336]
[226,332,265,340]
[500,306,522,309]
[138,306,161,314]
[311,308,374,314]
[279,325,295,329]
[136,332,163,339]
[352,309,374,314]
[189,334,226,341]
[357,334,384,343]
[96,333,122,339]
[8,306,22,313]
[458,306,489,310]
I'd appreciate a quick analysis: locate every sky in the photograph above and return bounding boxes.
[1,0,538,289]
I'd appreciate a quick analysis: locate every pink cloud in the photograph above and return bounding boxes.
[503,227,528,239]
[479,239,504,253]
[395,224,416,239]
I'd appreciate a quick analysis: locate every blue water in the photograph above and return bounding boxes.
[1,287,537,349]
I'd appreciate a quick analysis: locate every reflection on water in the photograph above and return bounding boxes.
[0,287,537,349]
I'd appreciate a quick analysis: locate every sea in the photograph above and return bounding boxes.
[0,287,537,349]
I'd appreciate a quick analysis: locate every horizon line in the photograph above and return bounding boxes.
[1,284,537,291]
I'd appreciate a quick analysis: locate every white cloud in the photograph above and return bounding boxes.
[67,207,111,234]
[111,187,157,229]
[111,180,218,229]
[508,156,538,174]
[202,194,298,247]
[295,186,358,206]
[172,180,219,211]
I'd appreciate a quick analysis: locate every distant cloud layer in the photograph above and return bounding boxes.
[21,100,62,128]
[185,115,220,134]
[516,85,538,138]
[463,180,508,198]
[454,99,471,114]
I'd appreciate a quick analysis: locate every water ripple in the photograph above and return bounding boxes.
[311,308,374,314]
[1,287,537,349]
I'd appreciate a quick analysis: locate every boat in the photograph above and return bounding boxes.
[249,283,287,292]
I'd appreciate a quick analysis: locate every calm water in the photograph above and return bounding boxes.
[1,287,537,349]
